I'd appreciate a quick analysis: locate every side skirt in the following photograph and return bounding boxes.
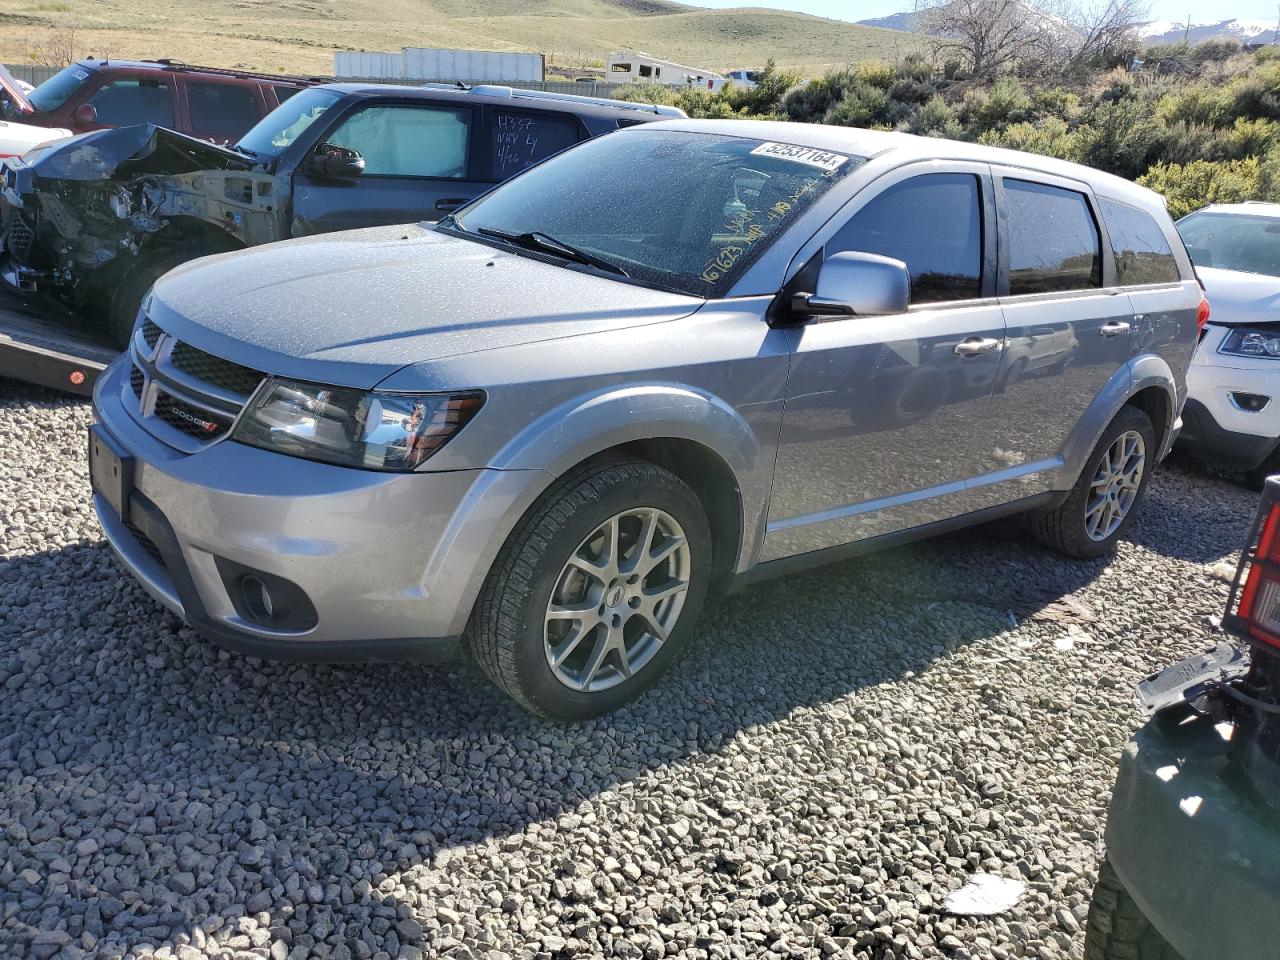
[726,490,1067,593]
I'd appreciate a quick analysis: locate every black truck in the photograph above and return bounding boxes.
[1085,478,1280,959]
[0,82,682,395]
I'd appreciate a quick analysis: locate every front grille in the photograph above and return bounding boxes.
[154,391,233,441]
[129,365,144,397]
[141,319,163,352]
[123,519,164,566]
[4,209,34,262]
[170,341,263,397]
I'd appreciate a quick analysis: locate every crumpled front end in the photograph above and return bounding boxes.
[0,124,285,300]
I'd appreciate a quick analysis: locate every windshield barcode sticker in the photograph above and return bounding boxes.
[750,142,849,171]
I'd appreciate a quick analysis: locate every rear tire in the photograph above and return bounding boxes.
[1084,859,1185,960]
[467,458,712,720]
[106,244,209,347]
[1031,404,1155,559]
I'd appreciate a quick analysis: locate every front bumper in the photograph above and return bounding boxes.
[1104,710,1280,960]
[91,356,541,661]
[1180,324,1280,469]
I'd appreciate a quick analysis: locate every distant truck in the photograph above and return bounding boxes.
[334,48,544,84]
[604,51,726,91]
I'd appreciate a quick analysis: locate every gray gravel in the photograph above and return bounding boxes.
[0,380,1253,960]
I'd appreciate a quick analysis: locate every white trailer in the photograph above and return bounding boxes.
[604,51,726,91]
[333,48,545,83]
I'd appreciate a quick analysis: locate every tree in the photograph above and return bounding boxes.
[915,0,1050,78]
[1055,0,1149,72]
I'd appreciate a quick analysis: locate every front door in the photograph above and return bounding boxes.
[765,166,1008,561]
[290,100,484,236]
[979,172,1138,506]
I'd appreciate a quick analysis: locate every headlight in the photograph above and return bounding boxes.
[232,378,484,471]
[1220,328,1280,359]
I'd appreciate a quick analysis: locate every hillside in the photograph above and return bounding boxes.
[0,0,920,78]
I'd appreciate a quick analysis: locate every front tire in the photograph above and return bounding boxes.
[467,459,712,720]
[106,244,210,347]
[1084,859,1184,960]
[1031,404,1155,559]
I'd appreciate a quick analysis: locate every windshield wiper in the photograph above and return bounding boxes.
[476,227,629,278]
[231,143,258,158]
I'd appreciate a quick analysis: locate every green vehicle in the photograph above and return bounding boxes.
[1085,479,1280,959]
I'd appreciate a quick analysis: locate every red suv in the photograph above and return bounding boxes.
[0,59,316,144]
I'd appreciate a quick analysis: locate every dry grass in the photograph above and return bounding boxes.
[0,0,920,78]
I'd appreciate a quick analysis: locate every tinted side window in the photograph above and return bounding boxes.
[828,173,983,303]
[1099,198,1180,285]
[187,82,261,133]
[1004,179,1101,295]
[326,104,471,178]
[86,78,173,127]
[491,110,581,180]
[274,85,302,104]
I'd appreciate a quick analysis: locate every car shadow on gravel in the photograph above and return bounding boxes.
[0,511,1114,957]
[1121,453,1258,565]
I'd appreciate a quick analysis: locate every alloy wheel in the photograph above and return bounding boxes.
[543,507,692,693]
[1084,429,1146,542]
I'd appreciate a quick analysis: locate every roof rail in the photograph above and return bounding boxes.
[127,58,327,85]
[467,84,685,118]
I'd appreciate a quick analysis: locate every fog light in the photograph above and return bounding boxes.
[240,575,274,622]
[214,558,318,631]
[1231,391,1271,413]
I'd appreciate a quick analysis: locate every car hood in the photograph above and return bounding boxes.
[15,123,254,182]
[148,224,705,389]
[1196,266,1280,327]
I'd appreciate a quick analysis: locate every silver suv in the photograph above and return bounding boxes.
[90,120,1202,718]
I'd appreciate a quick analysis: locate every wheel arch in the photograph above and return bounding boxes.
[1058,354,1179,488]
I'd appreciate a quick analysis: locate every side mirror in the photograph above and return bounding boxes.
[72,103,98,126]
[793,251,911,318]
[305,145,365,179]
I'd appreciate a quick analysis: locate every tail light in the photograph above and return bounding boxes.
[1230,491,1280,648]
[1196,296,1211,334]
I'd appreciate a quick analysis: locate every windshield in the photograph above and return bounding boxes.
[28,63,95,113]
[452,129,863,297]
[235,87,341,157]
[1179,211,1280,278]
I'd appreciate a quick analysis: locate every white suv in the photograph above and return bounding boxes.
[1179,203,1280,484]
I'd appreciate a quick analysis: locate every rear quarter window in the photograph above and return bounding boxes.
[1099,198,1181,285]
[491,110,582,180]
[1004,179,1102,295]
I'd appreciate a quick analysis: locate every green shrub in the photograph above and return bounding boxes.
[1156,86,1232,127]
[963,77,1033,132]
[1073,99,1166,178]
[1137,157,1262,218]
[1228,116,1280,157]
[1193,38,1241,63]
[1031,87,1081,121]
[979,118,1077,161]
[782,67,856,121]
[888,77,936,105]
[1159,122,1225,164]
[856,59,896,90]
[824,85,891,128]
[720,58,801,117]
[1256,45,1280,63]
[894,53,934,84]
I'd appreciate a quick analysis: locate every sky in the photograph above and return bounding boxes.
[683,0,1280,25]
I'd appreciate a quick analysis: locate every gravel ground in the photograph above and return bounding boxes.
[0,380,1255,960]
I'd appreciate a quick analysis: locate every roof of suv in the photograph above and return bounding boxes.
[644,118,1168,215]
[74,58,323,85]
[320,81,685,118]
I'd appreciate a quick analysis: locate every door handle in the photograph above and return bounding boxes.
[954,336,1003,357]
[435,198,467,213]
[1100,321,1132,337]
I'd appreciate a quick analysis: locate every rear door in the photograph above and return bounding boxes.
[181,78,266,143]
[290,98,482,235]
[981,170,1137,505]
